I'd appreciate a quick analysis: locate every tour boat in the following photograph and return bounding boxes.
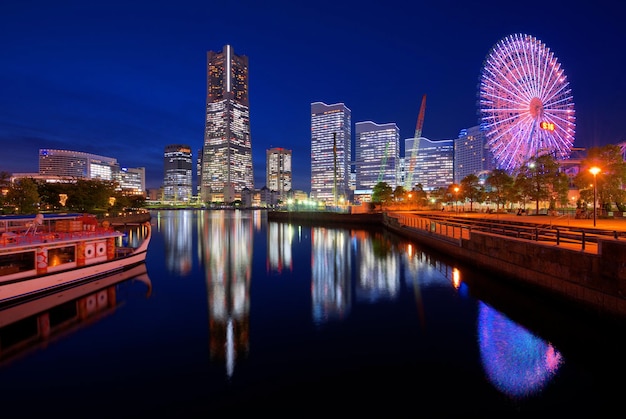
[0,213,151,306]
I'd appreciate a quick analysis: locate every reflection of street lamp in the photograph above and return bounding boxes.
[589,166,600,227]
[453,186,459,213]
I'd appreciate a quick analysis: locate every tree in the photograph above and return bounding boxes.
[372,181,393,206]
[411,183,429,208]
[516,154,566,214]
[0,170,11,210]
[66,179,117,212]
[460,174,485,211]
[429,186,447,209]
[38,181,68,211]
[486,169,514,210]
[446,183,462,211]
[393,185,406,202]
[574,144,626,212]
[6,177,39,214]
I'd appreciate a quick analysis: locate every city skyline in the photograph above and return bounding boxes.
[1,1,624,191]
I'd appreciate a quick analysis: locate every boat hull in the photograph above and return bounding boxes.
[0,218,151,307]
[0,249,148,307]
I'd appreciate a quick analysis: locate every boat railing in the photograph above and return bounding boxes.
[0,225,119,247]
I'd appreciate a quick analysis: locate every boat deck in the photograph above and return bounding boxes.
[0,213,125,248]
[0,226,122,250]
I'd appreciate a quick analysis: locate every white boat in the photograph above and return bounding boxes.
[0,213,151,306]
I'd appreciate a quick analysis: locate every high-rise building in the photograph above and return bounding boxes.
[405,137,454,191]
[39,149,119,180]
[200,45,254,204]
[117,167,145,196]
[266,147,292,197]
[355,121,400,191]
[163,144,193,202]
[311,102,351,204]
[454,125,495,183]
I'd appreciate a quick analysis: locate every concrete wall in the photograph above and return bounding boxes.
[383,213,626,318]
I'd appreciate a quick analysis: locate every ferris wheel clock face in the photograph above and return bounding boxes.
[479,33,576,171]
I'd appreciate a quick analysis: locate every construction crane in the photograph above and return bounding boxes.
[404,94,427,190]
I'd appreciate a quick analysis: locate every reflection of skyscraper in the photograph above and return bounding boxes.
[163,144,193,202]
[200,44,254,204]
[311,227,352,324]
[161,210,193,276]
[354,230,400,302]
[199,211,252,378]
[311,102,351,203]
[266,147,292,197]
[267,222,293,273]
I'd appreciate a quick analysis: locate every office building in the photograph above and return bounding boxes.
[355,121,400,191]
[406,137,454,190]
[39,149,119,181]
[200,44,254,204]
[117,167,145,196]
[311,102,351,204]
[266,147,292,197]
[454,125,495,183]
[163,144,193,202]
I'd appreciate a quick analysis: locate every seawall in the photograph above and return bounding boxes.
[100,210,152,226]
[382,213,626,318]
[267,210,383,225]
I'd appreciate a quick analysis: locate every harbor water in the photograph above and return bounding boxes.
[0,209,624,417]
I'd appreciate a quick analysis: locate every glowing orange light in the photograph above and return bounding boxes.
[540,121,555,131]
[452,268,461,289]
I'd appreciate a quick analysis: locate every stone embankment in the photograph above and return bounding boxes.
[267,210,383,225]
[383,212,626,318]
[99,210,152,226]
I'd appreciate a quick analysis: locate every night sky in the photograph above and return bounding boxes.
[1,0,624,191]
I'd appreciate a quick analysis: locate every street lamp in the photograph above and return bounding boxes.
[589,166,600,227]
[453,186,459,213]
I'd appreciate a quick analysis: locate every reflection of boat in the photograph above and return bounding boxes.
[0,213,151,305]
[0,263,151,366]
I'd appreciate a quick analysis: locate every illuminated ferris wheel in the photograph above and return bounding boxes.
[479,33,576,172]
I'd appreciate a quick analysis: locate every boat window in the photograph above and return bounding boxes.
[0,252,35,276]
[48,246,75,267]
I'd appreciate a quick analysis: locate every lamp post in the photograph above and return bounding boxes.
[453,186,459,213]
[589,166,600,227]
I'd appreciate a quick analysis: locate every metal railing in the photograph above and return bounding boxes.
[388,213,625,253]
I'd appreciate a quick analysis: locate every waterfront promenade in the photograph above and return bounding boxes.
[428,210,626,232]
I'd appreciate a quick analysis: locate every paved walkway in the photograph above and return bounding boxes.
[426,211,626,232]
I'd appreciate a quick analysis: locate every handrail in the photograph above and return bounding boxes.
[387,212,616,253]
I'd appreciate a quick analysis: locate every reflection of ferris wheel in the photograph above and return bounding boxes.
[479,33,576,172]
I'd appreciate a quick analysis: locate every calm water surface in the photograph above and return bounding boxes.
[0,209,624,417]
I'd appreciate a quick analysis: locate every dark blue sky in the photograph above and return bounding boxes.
[1,0,624,191]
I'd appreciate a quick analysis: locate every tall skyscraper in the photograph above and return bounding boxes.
[355,121,400,191]
[266,147,292,197]
[200,45,254,204]
[405,137,454,191]
[311,102,351,204]
[454,125,495,183]
[163,144,193,202]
